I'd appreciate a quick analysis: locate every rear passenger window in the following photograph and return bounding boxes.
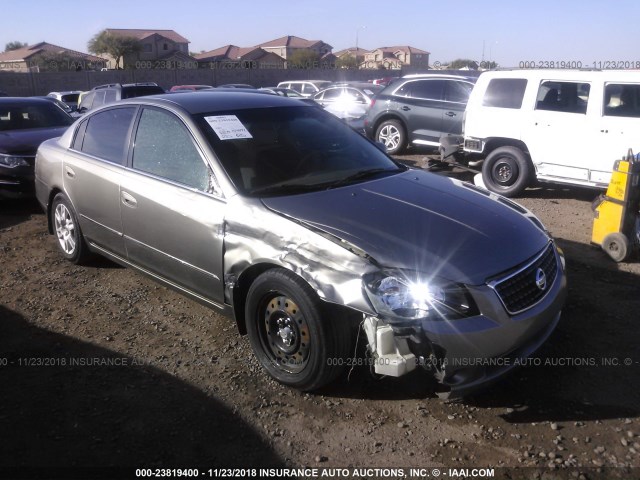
[396,80,445,100]
[104,89,117,104]
[604,84,640,118]
[132,108,209,191]
[536,81,590,114]
[321,88,342,100]
[482,78,528,108]
[445,81,473,103]
[81,107,136,164]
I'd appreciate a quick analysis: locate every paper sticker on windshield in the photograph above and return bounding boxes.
[204,115,252,140]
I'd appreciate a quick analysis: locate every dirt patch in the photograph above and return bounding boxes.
[1,157,639,478]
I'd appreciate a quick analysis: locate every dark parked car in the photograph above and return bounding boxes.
[364,74,477,154]
[35,91,566,397]
[34,96,81,118]
[0,98,73,198]
[313,83,383,131]
[77,82,165,113]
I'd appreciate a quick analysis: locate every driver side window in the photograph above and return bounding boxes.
[132,108,211,192]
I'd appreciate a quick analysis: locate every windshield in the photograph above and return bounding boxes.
[0,102,74,131]
[196,106,404,197]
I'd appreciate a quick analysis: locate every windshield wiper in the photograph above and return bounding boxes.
[325,167,402,190]
[250,183,326,197]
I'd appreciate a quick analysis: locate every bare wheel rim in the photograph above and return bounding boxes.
[379,124,400,150]
[54,203,76,255]
[492,159,517,186]
[259,294,310,374]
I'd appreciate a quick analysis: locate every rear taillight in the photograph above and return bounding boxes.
[370,98,376,108]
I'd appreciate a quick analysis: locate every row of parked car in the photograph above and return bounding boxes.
[3,68,640,201]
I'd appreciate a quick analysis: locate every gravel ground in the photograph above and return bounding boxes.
[1,150,639,480]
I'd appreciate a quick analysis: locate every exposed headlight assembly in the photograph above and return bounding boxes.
[0,154,30,168]
[363,270,478,323]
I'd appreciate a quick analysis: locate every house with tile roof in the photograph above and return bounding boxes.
[362,46,430,70]
[102,29,193,69]
[194,45,285,69]
[333,47,370,68]
[0,42,107,72]
[256,35,332,62]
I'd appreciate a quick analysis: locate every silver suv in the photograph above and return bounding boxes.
[35,91,566,397]
[276,80,331,97]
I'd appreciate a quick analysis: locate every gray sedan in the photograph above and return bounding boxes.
[35,92,566,397]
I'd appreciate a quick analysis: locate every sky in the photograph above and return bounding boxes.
[2,0,639,68]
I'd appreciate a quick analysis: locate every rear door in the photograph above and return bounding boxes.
[392,79,446,146]
[120,106,226,303]
[64,106,137,257]
[528,80,594,183]
[596,82,640,182]
[441,80,473,136]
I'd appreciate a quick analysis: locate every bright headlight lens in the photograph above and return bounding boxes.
[365,273,446,320]
[364,271,478,322]
[0,154,30,168]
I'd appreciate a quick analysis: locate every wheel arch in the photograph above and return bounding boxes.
[46,187,64,234]
[372,113,407,138]
[231,262,281,335]
[483,138,531,159]
[230,261,363,336]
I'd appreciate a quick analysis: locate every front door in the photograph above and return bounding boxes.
[120,107,226,303]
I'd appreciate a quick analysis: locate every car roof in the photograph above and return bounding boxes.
[48,91,83,95]
[0,97,58,106]
[476,69,640,81]
[119,91,310,115]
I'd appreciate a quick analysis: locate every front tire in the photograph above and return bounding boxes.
[481,146,533,197]
[51,193,91,264]
[245,268,353,391]
[376,119,406,155]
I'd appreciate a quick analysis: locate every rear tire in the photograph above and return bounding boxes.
[602,232,629,262]
[51,193,91,264]
[245,268,353,391]
[482,146,533,197]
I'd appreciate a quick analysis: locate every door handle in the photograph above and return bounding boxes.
[121,191,137,208]
[600,129,609,133]
[64,166,75,178]
[401,106,410,111]
[445,111,456,117]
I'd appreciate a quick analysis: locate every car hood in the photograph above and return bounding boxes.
[0,127,68,155]
[261,170,550,285]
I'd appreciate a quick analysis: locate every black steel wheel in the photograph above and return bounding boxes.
[245,268,353,391]
[482,146,533,197]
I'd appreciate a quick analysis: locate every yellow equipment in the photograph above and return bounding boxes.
[591,149,640,262]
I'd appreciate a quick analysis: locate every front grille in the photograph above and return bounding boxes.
[490,243,558,314]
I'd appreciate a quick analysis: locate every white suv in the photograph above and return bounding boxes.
[277,80,331,97]
[460,69,640,196]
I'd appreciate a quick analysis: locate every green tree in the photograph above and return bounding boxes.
[5,41,28,51]
[87,30,141,69]
[336,55,359,69]
[287,49,321,69]
[449,58,479,70]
